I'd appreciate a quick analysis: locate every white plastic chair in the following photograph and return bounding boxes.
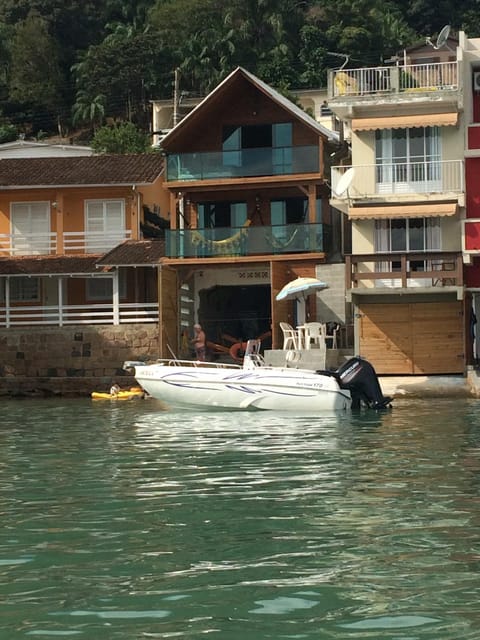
[279,322,299,349]
[303,322,325,350]
[325,322,340,349]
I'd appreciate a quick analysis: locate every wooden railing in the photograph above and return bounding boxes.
[346,252,463,290]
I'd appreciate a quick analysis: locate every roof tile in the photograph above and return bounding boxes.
[0,153,164,187]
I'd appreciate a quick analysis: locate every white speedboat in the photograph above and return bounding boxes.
[123,340,392,412]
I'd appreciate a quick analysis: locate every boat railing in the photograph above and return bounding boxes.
[124,358,242,369]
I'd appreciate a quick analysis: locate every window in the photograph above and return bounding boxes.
[11,202,50,255]
[222,123,292,175]
[198,202,247,240]
[85,200,125,252]
[5,277,40,302]
[375,127,441,193]
[375,218,441,285]
[86,274,126,301]
[270,198,308,249]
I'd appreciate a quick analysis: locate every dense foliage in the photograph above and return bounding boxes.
[0,0,477,144]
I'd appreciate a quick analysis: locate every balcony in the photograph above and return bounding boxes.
[0,230,132,257]
[165,223,329,259]
[166,146,319,182]
[346,252,463,295]
[328,62,460,118]
[331,160,464,204]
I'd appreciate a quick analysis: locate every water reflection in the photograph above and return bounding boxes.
[1,398,480,638]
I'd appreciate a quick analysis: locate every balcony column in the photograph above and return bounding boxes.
[53,194,64,254]
[112,272,120,325]
[58,277,64,327]
[318,136,324,177]
[170,192,178,229]
[5,277,10,328]
[131,188,141,240]
[307,184,316,223]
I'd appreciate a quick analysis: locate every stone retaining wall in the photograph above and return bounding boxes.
[0,325,160,397]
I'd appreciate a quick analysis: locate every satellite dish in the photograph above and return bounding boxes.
[335,167,355,196]
[436,25,451,49]
[426,25,451,50]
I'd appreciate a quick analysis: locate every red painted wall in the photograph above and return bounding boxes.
[465,158,480,217]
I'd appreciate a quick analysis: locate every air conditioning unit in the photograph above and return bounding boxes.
[474,71,480,91]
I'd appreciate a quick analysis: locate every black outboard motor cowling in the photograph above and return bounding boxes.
[335,356,392,410]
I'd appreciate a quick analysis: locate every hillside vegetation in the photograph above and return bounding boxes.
[0,0,477,143]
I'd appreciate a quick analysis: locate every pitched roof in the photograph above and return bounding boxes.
[97,239,165,266]
[0,255,108,276]
[161,67,339,147]
[0,153,164,188]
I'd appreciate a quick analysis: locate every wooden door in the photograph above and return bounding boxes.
[358,301,464,374]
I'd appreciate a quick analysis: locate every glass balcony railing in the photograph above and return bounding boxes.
[165,223,329,258]
[166,146,319,181]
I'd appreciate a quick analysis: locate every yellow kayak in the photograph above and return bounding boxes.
[91,388,145,400]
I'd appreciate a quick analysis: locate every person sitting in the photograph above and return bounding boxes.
[110,383,121,396]
[191,323,207,361]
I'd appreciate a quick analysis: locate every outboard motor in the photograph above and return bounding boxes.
[335,356,392,410]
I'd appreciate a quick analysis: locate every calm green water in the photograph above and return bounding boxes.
[2,397,480,639]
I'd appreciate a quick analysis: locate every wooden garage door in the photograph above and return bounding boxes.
[358,301,464,374]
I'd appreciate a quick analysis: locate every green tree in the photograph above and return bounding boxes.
[8,13,65,132]
[91,121,151,154]
[0,122,17,142]
[71,90,106,130]
[72,27,172,126]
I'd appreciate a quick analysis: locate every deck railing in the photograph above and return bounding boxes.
[166,223,329,258]
[0,230,132,257]
[329,61,458,98]
[166,145,319,182]
[0,302,158,328]
[331,160,464,200]
[346,252,463,290]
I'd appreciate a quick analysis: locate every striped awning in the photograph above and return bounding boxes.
[348,203,458,219]
[352,113,458,131]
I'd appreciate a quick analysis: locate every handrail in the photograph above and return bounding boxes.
[346,252,463,290]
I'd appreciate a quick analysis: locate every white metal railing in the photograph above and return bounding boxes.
[331,160,464,199]
[63,230,132,253]
[0,233,56,256]
[0,230,132,256]
[329,61,458,98]
[0,302,158,327]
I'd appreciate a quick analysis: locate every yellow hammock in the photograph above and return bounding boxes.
[191,219,251,255]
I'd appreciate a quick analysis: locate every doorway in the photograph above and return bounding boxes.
[198,284,272,348]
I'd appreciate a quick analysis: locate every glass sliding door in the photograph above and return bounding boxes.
[376,127,441,194]
[374,217,442,287]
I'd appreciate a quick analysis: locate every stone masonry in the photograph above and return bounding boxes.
[0,324,160,397]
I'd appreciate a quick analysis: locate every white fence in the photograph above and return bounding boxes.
[0,230,132,257]
[330,61,458,98]
[0,302,159,327]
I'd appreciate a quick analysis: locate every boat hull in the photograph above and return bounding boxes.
[132,363,351,412]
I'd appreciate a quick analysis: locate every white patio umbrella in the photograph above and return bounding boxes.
[276,277,329,324]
